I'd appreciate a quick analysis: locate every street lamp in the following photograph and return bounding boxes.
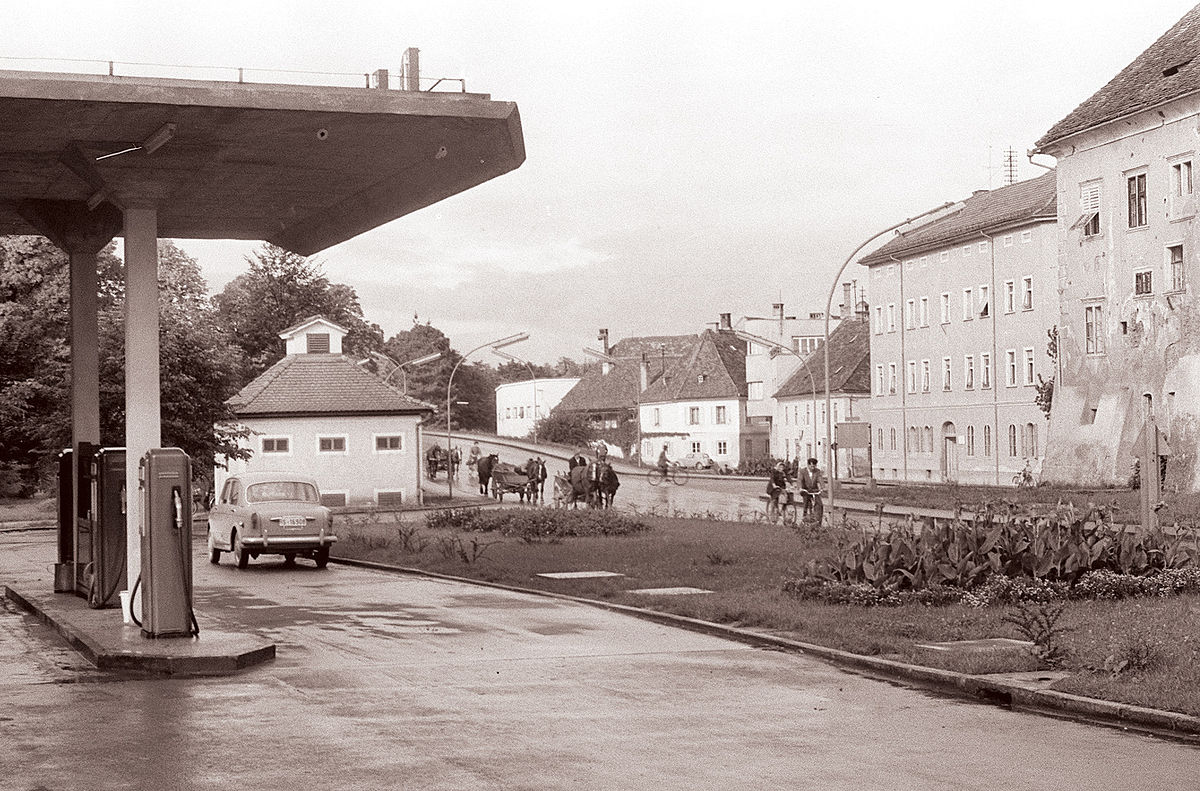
[446,332,529,500]
[822,201,959,511]
[492,348,538,445]
[581,345,642,465]
[733,329,817,468]
[377,350,443,394]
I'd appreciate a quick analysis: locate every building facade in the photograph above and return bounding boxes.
[860,173,1058,484]
[1034,6,1200,489]
[217,316,433,507]
[495,377,579,438]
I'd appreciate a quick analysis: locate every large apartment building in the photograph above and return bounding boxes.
[1033,5,1200,489]
[860,172,1058,484]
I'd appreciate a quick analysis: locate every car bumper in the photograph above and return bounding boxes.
[240,533,338,551]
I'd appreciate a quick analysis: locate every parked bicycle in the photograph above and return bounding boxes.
[646,463,689,486]
[1013,459,1034,489]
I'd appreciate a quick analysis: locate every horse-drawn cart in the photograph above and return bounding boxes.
[490,462,533,502]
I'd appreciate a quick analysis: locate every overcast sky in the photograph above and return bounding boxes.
[4,1,1196,363]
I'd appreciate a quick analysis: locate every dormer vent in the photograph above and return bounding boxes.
[1163,59,1192,77]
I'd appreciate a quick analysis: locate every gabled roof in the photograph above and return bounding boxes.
[859,171,1056,266]
[639,330,748,403]
[554,334,695,413]
[279,315,348,339]
[1037,6,1200,148]
[228,353,434,417]
[772,319,871,398]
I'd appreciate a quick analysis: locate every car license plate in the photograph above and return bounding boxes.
[280,516,305,528]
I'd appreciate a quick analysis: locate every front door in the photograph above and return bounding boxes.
[941,422,958,482]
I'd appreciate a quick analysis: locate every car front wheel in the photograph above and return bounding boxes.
[207,527,221,564]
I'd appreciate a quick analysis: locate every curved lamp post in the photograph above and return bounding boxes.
[822,201,958,511]
[380,350,443,394]
[733,329,817,467]
[447,332,529,500]
[492,348,538,445]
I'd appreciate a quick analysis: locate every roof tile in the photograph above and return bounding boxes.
[772,318,871,398]
[228,354,434,416]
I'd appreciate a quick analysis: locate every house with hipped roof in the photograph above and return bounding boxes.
[772,317,871,477]
[637,321,767,468]
[1032,4,1200,489]
[859,172,1059,485]
[217,316,434,507]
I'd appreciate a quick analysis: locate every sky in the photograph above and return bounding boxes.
[3,1,1197,364]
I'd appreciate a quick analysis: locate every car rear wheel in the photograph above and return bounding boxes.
[314,547,330,569]
[283,553,296,566]
[207,528,221,564]
[233,530,250,569]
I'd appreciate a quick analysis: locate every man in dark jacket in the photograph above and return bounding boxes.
[568,448,589,471]
[797,457,823,519]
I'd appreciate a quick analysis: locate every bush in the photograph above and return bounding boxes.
[424,507,650,541]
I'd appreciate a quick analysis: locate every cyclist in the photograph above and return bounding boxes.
[766,461,791,516]
[657,444,671,474]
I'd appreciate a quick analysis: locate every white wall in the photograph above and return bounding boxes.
[638,397,745,466]
[495,377,580,438]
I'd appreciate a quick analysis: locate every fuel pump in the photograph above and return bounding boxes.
[85,448,127,609]
[136,448,199,638]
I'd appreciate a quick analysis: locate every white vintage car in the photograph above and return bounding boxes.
[207,471,337,569]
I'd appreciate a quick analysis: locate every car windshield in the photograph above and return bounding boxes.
[246,481,319,504]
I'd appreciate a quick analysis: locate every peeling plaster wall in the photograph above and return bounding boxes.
[1043,98,1200,488]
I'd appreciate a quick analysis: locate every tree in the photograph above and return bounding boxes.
[532,410,595,447]
[382,320,499,432]
[214,243,383,382]
[1034,325,1057,420]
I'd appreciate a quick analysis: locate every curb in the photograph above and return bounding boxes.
[331,554,1200,744]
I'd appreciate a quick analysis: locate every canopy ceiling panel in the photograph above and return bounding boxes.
[0,70,524,255]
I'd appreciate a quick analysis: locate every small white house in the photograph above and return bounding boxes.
[495,377,579,438]
[217,316,434,507]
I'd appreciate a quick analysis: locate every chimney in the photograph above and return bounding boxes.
[371,69,389,89]
[598,328,609,355]
[719,313,732,331]
[772,303,784,321]
[402,47,420,91]
[841,283,853,317]
[640,352,650,392]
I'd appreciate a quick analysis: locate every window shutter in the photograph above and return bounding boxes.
[1080,183,1101,212]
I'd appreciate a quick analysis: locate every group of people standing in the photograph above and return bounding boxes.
[767,457,823,520]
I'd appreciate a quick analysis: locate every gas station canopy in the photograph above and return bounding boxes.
[0,69,524,254]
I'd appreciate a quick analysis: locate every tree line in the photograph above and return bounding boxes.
[0,238,583,496]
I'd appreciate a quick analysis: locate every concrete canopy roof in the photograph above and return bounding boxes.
[0,69,524,255]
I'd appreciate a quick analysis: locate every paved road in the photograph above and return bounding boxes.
[2,530,1196,789]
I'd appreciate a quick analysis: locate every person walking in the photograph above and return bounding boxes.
[797,457,823,520]
[535,456,548,502]
[766,461,790,516]
[568,447,589,471]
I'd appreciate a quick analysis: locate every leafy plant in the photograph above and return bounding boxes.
[1002,600,1071,667]
[396,525,428,554]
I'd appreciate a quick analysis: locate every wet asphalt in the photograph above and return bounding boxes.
[2,530,1198,789]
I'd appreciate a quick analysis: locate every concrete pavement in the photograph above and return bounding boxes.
[2,529,1199,789]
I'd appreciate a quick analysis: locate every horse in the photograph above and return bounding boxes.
[587,461,619,509]
[551,473,574,509]
[476,453,499,496]
[566,464,591,509]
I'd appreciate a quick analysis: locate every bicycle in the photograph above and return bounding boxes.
[766,486,798,527]
[646,463,689,486]
[1012,460,1034,489]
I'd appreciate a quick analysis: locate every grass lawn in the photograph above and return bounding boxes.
[337,511,1200,718]
[843,480,1140,513]
[0,496,54,523]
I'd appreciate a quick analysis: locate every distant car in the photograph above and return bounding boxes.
[206,471,337,569]
[680,452,714,470]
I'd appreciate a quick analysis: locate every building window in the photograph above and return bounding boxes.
[1128,172,1148,228]
[748,381,763,400]
[1020,230,1032,243]
[1023,348,1035,386]
[717,440,727,455]
[920,359,930,392]
[1008,424,1019,457]
[1004,280,1015,313]
[688,406,701,425]
[981,353,992,389]
[1135,270,1153,295]
[1167,244,1186,293]
[1022,276,1033,310]
[905,299,915,329]
[1174,160,1193,196]
[318,436,346,453]
[874,306,883,334]
[909,426,919,452]
[715,405,727,424]
[966,426,976,456]
[964,355,975,389]
[691,441,702,453]
[1022,423,1038,457]
[978,285,990,318]
[942,357,952,391]
[888,363,897,394]
[1085,304,1105,355]
[1078,181,1102,236]
[889,427,897,450]
[877,428,883,450]
[907,361,917,394]
[1005,349,1017,387]
[262,437,289,454]
[375,435,403,452]
[962,245,972,257]
[940,292,950,324]
[886,303,896,332]
[919,297,929,327]
[653,407,661,427]
[978,241,988,253]
[983,425,993,457]
[876,365,885,396]
[1003,234,1014,247]
[962,288,973,321]
[924,426,933,453]
[306,333,330,353]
